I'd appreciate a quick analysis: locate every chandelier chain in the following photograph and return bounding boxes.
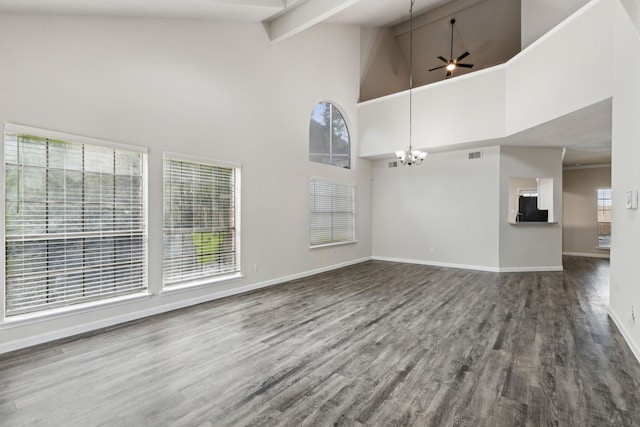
[395,0,427,166]
[409,0,414,152]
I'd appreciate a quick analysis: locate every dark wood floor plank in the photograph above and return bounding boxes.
[2,257,640,426]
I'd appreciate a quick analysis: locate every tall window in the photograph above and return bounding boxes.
[309,102,351,169]
[4,125,147,316]
[163,154,241,286]
[309,178,355,247]
[597,188,612,249]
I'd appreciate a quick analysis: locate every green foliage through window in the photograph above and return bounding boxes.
[309,102,351,169]
[4,127,147,316]
[163,155,240,286]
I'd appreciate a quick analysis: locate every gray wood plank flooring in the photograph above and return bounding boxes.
[2,256,640,426]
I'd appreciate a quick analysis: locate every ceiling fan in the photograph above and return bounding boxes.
[429,18,474,78]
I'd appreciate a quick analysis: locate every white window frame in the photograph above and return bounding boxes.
[309,177,356,248]
[2,123,149,321]
[162,152,242,291]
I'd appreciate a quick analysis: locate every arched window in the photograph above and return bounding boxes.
[309,102,350,169]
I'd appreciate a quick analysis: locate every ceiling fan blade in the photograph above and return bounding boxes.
[446,70,452,78]
[429,65,447,72]
[455,51,470,62]
[437,56,448,63]
[457,63,474,68]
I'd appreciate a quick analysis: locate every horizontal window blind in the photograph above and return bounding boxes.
[163,155,240,286]
[4,129,147,316]
[309,178,355,247]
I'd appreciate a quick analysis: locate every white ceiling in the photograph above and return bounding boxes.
[0,0,452,25]
[0,0,287,21]
[505,98,612,167]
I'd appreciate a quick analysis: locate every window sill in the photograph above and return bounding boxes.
[1,292,152,329]
[161,272,244,295]
[310,240,358,250]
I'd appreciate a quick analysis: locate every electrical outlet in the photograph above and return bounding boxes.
[254,263,259,271]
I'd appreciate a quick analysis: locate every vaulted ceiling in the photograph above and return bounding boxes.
[360,0,521,100]
[0,0,455,30]
[0,0,611,166]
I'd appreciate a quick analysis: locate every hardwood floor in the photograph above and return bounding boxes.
[1,256,640,426]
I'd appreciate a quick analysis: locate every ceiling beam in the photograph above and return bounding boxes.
[265,0,362,43]
[228,0,284,6]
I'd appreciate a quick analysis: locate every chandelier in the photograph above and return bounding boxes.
[395,0,428,166]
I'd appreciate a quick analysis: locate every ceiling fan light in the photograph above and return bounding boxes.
[446,63,456,71]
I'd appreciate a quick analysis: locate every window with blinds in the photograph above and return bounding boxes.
[4,125,147,317]
[163,154,241,286]
[309,178,355,247]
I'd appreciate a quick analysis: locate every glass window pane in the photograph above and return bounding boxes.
[597,188,612,249]
[162,156,240,286]
[309,102,351,169]
[4,128,147,316]
[309,179,355,247]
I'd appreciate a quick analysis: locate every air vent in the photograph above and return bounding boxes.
[388,161,398,168]
[468,151,482,160]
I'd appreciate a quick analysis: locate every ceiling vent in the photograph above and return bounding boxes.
[389,161,398,168]
[468,151,482,160]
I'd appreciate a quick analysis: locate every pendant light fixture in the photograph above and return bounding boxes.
[395,0,428,166]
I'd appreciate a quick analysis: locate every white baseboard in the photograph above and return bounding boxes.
[372,256,564,273]
[372,256,500,272]
[563,251,610,259]
[607,306,640,364]
[0,257,372,355]
[498,266,564,272]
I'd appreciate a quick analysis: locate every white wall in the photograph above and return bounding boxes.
[371,146,500,271]
[609,1,640,362]
[499,146,563,271]
[506,0,613,135]
[371,145,563,272]
[563,166,611,257]
[521,0,590,49]
[362,1,612,273]
[359,67,506,158]
[0,15,370,351]
[358,0,613,160]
